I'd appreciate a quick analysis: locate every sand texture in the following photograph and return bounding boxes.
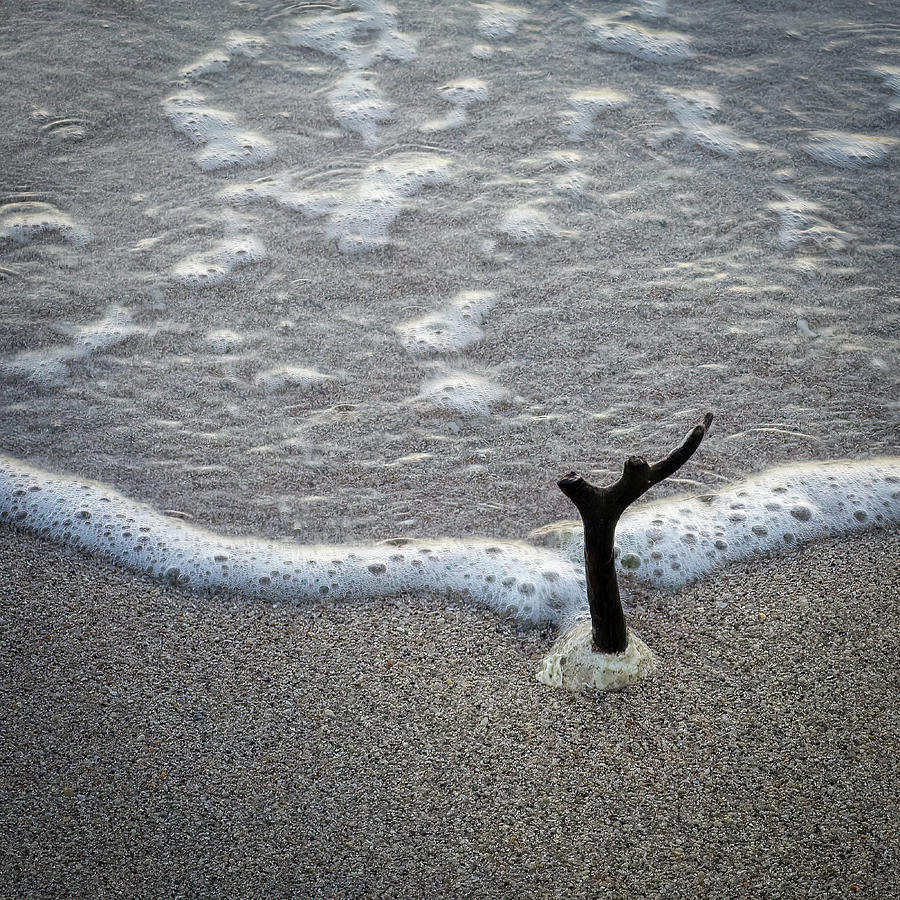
[2,525,898,899]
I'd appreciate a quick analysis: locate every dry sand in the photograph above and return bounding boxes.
[1,525,898,899]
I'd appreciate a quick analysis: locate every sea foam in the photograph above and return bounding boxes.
[2,458,897,622]
[0,456,584,625]
[531,459,900,588]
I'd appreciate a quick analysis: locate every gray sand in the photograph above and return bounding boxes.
[1,526,898,899]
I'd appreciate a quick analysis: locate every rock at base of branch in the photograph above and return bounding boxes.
[535,623,656,693]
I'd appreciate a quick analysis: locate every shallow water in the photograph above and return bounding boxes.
[1,0,898,547]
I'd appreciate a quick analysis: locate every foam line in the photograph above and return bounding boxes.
[2,458,897,622]
[535,459,900,588]
[0,456,584,625]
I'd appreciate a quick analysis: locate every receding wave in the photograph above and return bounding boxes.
[2,456,898,624]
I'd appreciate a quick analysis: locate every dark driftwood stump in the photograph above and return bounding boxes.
[558,413,714,654]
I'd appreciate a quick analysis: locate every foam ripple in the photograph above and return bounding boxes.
[418,369,509,416]
[220,153,450,253]
[396,290,496,355]
[180,32,267,80]
[768,194,853,251]
[163,92,275,171]
[561,89,629,141]
[0,306,142,387]
[531,460,900,589]
[0,200,89,248]
[0,456,584,626]
[477,3,527,41]
[286,3,416,68]
[804,132,896,169]
[171,235,266,286]
[587,19,693,63]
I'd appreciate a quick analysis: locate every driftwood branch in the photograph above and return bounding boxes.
[558,413,714,654]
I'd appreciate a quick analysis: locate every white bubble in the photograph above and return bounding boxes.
[768,194,853,251]
[1,305,141,387]
[499,205,564,243]
[163,92,275,171]
[663,89,756,157]
[587,19,693,62]
[438,77,489,107]
[561,88,629,141]
[477,3,527,41]
[253,366,331,393]
[635,0,669,20]
[329,71,392,146]
[804,132,896,169]
[396,290,496,355]
[221,153,451,254]
[286,3,416,68]
[204,329,244,354]
[873,65,900,112]
[422,78,489,132]
[0,201,90,247]
[179,32,267,80]
[171,235,266,286]
[419,370,509,416]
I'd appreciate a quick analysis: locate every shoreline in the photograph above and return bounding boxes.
[2,524,899,898]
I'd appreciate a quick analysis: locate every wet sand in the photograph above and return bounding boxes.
[2,525,898,899]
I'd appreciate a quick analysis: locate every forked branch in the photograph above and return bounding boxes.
[558,413,714,653]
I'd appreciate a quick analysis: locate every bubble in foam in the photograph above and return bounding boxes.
[329,71,392,147]
[205,329,244,354]
[663,89,756,157]
[477,3,527,41]
[171,235,266,287]
[587,19,693,63]
[499,205,565,244]
[328,153,452,253]
[871,65,900,112]
[72,305,142,355]
[418,370,509,416]
[0,201,90,248]
[254,366,330,393]
[438,78,489,107]
[220,153,450,254]
[664,89,720,124]
[536,624,656,693]
[635,0,669,19]
[0,455,584,626]
[163,92,275,171]
[804,132,896,169]
[768,194,853,251]
[1,305,142,387]
[560,89,629,141]
[535,459,900,590]
[422,78,489,133]
[180,31,267,79]
[0,349,71,388]
[396,290,496,355]
[286,3,416,68]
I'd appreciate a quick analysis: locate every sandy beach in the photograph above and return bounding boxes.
[1,524,898,899]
